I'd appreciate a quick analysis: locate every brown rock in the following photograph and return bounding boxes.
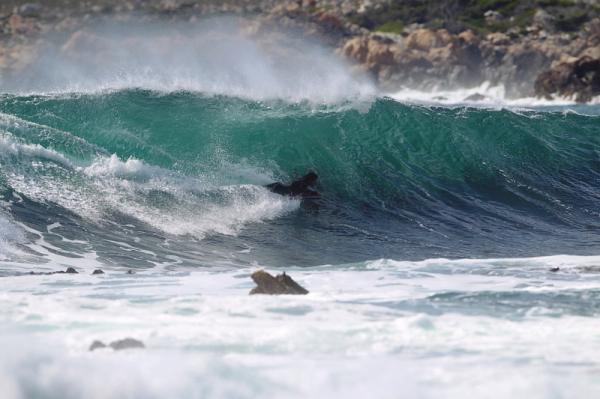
[487,32,510,46]
[535,54,600,102]
[406,29,437,51]
[249,270,309,295]
[342,36,369,63]
[458,30,479,46]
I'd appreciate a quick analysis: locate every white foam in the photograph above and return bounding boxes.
[3,146,299,239]
[0,213,24,261]
[82,154,166,181]
[1,261,600,398]
[0,133,74,168]
[388,81,600,110]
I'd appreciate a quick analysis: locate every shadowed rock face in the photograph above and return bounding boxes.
[250,270,309,295]
[535,56,600,102]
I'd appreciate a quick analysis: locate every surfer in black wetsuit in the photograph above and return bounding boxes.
[265,171,320,199]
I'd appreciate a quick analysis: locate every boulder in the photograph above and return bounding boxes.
[458,30,479,46]
[487,32,510,46]
[89,340,107,351]
[18,3,42,18]
[533,9,556,32]
[406,28,450,51]
[463,93,487,102]
[249,270,309,295]
[535,54,600,102]
[92,269,104,275]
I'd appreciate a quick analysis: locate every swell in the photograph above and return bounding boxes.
[1,90,599,267]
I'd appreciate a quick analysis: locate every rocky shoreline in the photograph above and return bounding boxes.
[0,0,598,101]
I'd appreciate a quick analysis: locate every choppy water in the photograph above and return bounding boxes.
[1,20,600,397]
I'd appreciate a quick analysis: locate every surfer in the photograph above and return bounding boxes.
[265,171,320,199]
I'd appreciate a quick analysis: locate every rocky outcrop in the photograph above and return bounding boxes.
[535,55,600,102]
[534,19,600,102]
[249,270,309,295]
[0,1,598,101]
[341,28,484,90]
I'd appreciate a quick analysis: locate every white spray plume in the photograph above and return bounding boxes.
[8,17,375,104]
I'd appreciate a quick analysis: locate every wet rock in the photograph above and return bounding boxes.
[89,340,107,351]
[549,267,560,272]
[27,267,78,275]
[463,93,487,102]
[127,269,136,274]
[109,338,145,350]
[92,269,105,275]
[535,54,600,102]
[249,270,309,295]
[89,338,145,351]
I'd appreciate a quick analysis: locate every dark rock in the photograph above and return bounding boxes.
[109,338,145,351]
[89,340,107,351]
[26,267,78,275]
[463,93,486,102]
[92,269,104,275]
[250,270,309,295]
[18,3,42,18]
[535,55,600,102]
[549,267,560,272]
[126,269,135,274]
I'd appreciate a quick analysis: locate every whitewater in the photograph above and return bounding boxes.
[1,18,600,399]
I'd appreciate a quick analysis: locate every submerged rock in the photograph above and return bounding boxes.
[89,338,145,351]
[27,267,78,275]
[92,269,104,275]
[250,270,309,295]
[463,93,487,102]
[89,340,107,351]
[110,338,145,350]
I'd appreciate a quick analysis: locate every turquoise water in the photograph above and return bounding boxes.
[1,91,599,269]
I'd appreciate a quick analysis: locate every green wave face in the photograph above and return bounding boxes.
[1,90,600,266]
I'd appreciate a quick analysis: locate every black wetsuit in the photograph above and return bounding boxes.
[265,172,320,198]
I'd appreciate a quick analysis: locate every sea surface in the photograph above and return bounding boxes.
[1,23,600,396]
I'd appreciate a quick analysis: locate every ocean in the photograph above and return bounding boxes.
[1,20,600,399]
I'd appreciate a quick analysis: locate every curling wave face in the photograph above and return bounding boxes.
[0,91,599,270]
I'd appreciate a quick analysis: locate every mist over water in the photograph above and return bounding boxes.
[7,17,375,103]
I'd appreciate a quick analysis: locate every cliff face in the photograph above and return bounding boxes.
[0,0,598,101]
